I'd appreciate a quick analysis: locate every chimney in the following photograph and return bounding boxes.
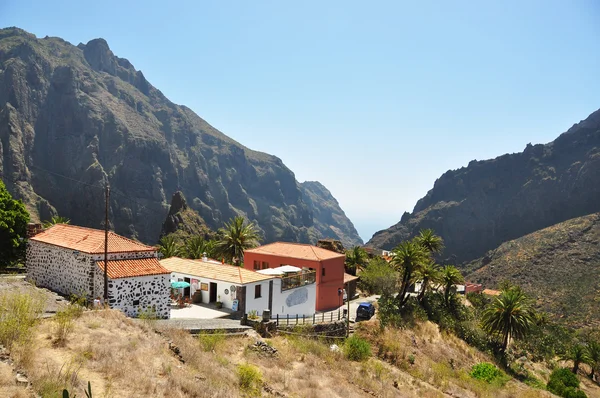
[26,223,44,238]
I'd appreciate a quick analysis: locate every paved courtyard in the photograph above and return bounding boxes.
[169,303,233,319]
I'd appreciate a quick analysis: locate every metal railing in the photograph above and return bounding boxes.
[280,271,316,291]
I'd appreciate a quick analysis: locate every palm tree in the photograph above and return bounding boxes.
[563,344,591,374]
[414,229,444,256]
[415,259,442,303]
[158,235,181,258]
[481,287,536,352]
[182,236,217,260]
[42,215,70,228]
[586,341,600,379]
[215,216,260,266]
[391,240,427,307]
[441,265,464,306]
[345,246,368,276]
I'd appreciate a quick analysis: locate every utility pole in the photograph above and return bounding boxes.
[346,282,350,337]
[103,184,110,303]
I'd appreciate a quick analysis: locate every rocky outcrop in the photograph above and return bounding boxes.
[160,191,213,241]
[367,108,600,264]
[467,213,600,327]
[317,239,345,254]
[0,27,361,245]
[300,181,363,248]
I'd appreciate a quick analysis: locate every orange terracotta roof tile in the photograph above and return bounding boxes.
[96,257,169,279]
[160,257,275,284]
[344,273,359,283]
[245,242,345,261]
[30,224,155,254]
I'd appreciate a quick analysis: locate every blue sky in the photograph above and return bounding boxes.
[2,1,599,241]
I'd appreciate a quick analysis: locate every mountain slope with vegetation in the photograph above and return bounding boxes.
[467,212,600,327]
[299,181,363,248]
[0,27,359,244]
[367,108,600,264]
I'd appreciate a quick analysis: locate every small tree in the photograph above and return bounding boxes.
[390,240,427,307]
[359,257,399,295]
[216,216,260,266]
[441,265,464,306]
[586,341,600,380]
[481,286,536,352]
[0,181,29,267]
[563,344,591,375]
[415,259,441,303]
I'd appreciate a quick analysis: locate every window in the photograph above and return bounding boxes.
[322,267,326,277]
[255,284,262,298]
[253,260,260,270]
[262,261,269,270]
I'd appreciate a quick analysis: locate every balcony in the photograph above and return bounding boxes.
[281,271,316,291]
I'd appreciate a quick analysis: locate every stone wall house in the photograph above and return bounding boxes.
[26,224,171,318]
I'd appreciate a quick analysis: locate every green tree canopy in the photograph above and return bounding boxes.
[158,235,182,258]
[481,287,536,352]
[182,236,217,260]
[345,246,368,276]
[215,216,260,266]
[414,228,444,256]
[562,344,591,375]
[586,341,600,379]
[0,181,30,267]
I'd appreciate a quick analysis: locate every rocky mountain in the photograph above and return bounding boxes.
[0,27,360,244]
[467,213,600,327]
[299,181,363,248]
[367,108,600,264]
[160,191,214,241]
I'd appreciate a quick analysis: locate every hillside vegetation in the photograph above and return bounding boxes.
[467,212,600,327]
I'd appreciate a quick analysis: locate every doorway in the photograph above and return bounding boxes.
[184,277,191,298]
[209,282,218,302]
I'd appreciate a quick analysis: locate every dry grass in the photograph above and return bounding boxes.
[0,361,31,398]
[5,305,597,398]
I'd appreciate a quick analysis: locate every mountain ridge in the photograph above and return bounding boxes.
[0,27,362,246]
[366,108,600,264]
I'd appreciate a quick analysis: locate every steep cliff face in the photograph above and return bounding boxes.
[300,181,363,248]
[160,191,214,241]
[0,28,359,244]
[367,108,600,263]
[466,213,600,327]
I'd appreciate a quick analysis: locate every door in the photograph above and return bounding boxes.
[184,277,191,298]
[209,282,218,302]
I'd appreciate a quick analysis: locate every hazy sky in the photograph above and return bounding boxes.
[2,1,599,241]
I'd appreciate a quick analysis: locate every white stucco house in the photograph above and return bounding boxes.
[161,257,316,317]
[26,224,171,318]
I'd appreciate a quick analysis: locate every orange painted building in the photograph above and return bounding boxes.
[244,242,346,311]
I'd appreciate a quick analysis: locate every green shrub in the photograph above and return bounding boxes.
[0,291,45,348]
[547,367,585,398]
[358,257,399,295]
[470,362,501,383]
[344,335,371,361]
[562,387,587,398]
[197,330,225,352]
[236,363,262,395]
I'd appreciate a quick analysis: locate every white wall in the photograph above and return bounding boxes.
[170,272,271,315]
[244,280,270,316]
[271,279,316,317]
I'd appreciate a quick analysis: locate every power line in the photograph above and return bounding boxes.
[28,164,105,189]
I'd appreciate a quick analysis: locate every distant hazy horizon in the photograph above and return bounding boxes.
[2,0,599,242]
